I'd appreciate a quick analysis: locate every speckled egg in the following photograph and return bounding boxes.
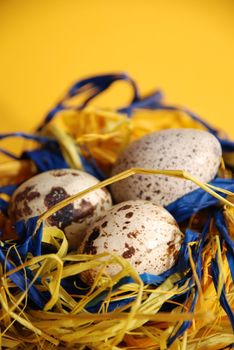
[10,169,112,250]
[80,200,183,283]
[110,129,222,206]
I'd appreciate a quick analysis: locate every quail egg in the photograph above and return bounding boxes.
[10,169,112,250]
[111,129,222,206]
[80,200,183,284]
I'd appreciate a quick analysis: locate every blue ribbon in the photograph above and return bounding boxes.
[167,177,234,222]
[84,229,200,313]
[0,219,48,309]
[0,184,18,196]
[0,132,52,143]
[38,73,140,130]
[37,73,234,157]
[22,146,69,173]
[167,218,210,345]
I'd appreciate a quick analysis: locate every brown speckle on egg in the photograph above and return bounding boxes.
[14,186,41,218]
[73,200,96,223]
[81,227,101,255]
[44,186,85,230]
[127,231,138,239]
[44,186,68,208]
[22,201,33,216]
[122,243,135,259]
[117,204,132,211]
[51,171,69,177]
[101,221,108,228]
[15,186,41,203]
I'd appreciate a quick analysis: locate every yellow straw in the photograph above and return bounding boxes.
[36,167,234,231]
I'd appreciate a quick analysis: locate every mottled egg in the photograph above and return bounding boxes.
[10,169,112,250]
[80,200,183,284]
[111,129,222,206]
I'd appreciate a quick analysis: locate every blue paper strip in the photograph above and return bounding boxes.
[0,220,48,308]
[38,73,140,129]
[167,221,210,346]
[167,178,234,223]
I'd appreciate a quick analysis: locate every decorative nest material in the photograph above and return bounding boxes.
[0,73,234,350]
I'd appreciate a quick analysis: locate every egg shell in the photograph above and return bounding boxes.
[80,200,183,284]
[10,169,112,250]
[110,128,222,206]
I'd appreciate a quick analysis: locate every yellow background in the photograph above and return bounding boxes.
[0,0,234,137]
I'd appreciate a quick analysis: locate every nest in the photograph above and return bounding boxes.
[0,73,234,350]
